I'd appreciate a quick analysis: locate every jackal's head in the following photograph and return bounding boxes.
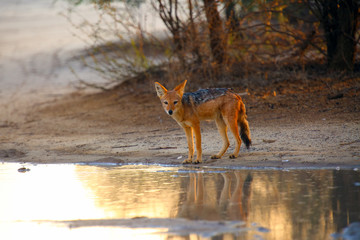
[155,80,187,116]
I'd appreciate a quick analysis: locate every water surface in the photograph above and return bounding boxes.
[0,163,359,239]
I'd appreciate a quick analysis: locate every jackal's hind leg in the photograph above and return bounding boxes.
[228,118,241,159]
[182,126,194,164]
[211,117,230,159]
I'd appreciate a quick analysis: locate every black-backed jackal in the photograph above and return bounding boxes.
[155,80,251,164]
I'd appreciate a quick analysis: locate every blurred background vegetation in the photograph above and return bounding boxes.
[65,0,359,89]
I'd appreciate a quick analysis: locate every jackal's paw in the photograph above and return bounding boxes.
[182,159,192,164]
[193,159,202,164]
[229,154,237,159]
[211,155,221,159]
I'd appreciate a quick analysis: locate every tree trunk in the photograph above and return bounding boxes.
[188,0,202,63]
[203,0,227,65]
[320,0,358,71]
[225,0,241,39]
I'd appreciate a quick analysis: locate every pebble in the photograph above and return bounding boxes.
[18,167,30,173]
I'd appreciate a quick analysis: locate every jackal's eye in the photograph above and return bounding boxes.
[164,101,168,105]
[174,101,178,105]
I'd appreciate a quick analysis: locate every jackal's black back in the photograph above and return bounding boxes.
[182,88,230,106]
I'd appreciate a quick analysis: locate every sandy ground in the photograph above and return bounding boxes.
[0,0,359,168]
[1,77,359,168]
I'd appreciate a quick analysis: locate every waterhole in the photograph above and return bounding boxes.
[0,163,359,240]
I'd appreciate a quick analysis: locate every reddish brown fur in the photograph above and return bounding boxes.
[155,80,251,164]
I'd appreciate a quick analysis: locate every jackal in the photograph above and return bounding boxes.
[155,80,251,164]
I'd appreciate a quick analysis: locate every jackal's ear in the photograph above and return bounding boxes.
[155,82,167,98]
[174,80,187,98]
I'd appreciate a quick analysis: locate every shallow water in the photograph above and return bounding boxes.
[0,163,359,240]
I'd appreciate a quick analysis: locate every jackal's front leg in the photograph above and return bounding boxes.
[182,126,194,164]
[193,124,202,164]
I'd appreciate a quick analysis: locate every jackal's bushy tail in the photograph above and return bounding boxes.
[238,102,251,149]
